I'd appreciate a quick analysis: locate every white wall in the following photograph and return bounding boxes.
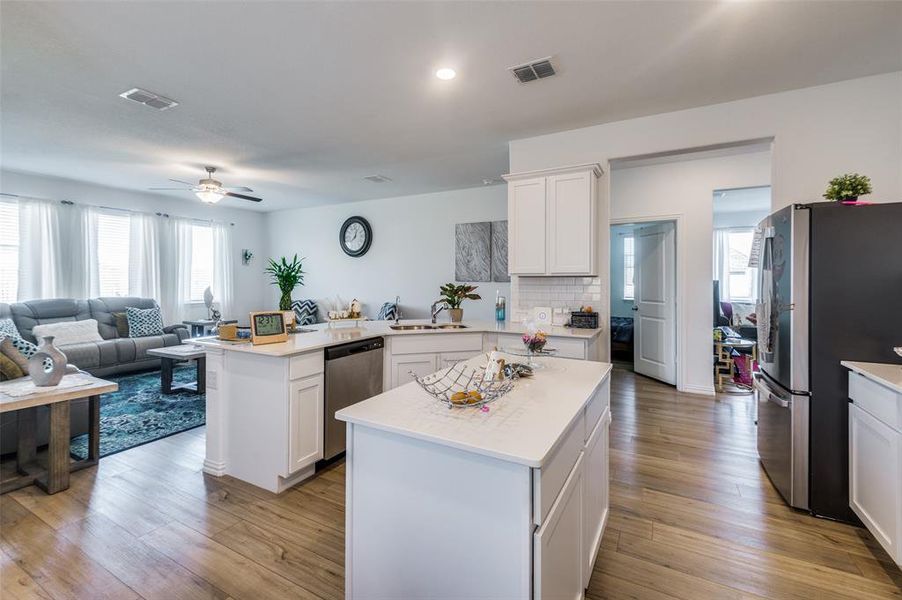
[510,72,901,394]
[0,169,269,321]
[266,186,509,321]
[510,72,902,210]
[609,151,771,394]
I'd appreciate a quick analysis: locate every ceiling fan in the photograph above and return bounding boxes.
[149,166,262,204]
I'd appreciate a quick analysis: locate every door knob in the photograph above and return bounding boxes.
[631,306,639,311]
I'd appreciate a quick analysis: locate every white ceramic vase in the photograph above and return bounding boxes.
[28,336,68,387]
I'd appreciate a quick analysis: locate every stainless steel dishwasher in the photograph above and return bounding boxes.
[323,337,384,461]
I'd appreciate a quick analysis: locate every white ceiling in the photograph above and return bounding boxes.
[2,1,900,212]
[714,186,772,215]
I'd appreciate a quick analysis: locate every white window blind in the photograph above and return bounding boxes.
[189,224,214,302]
[96,212,130,297]
[623,235,635,301]
[0,201,19,303]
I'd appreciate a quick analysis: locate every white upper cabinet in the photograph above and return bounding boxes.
[508,177,547,274]
[505,164,602,277]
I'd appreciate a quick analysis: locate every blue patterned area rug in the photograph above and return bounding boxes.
[70,367,205,459]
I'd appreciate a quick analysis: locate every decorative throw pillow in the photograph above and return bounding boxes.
[6,334,37,358]
[112,312,130,338]
[0,337,30,373]
[32,319,103,347]
[0,318,20,340]
[376,302,398,321]
[0,351,25,381]
[291,299,318,326]
[126,306,164,338]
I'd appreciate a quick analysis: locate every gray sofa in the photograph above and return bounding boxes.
[1,297,189,454]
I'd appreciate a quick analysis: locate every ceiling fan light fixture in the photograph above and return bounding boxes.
[196,188,225,204]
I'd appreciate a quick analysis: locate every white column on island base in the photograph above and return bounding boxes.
[203,347,228,476]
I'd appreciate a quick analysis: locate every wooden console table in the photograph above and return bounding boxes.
[0,374,117,495]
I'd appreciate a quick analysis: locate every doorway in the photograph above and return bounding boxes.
[610,220,677,386]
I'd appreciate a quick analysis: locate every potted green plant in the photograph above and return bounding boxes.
[439,283,481,323]
[265,254,306,311]
[823,173,872,203]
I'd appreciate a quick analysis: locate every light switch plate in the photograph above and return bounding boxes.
[533,306,552,326]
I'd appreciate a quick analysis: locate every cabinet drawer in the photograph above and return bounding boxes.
[849,371,902,431]
[289,351,324,381]
[548,337,587,360]
[390,333,483,356]
[584,378,610,442]
[496,333,586,360]
[534,412,585,525]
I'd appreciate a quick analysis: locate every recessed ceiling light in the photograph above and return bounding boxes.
[435,68,456,81]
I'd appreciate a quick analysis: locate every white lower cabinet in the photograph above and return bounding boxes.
[387,333,484,389]
[390,353,438,388]
[287,373,324,475]
[847,368,902,567]
[583,407,610,586]
[534,452,584,600]
[438,350,476,370]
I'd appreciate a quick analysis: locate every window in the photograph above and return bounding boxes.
[95,212,131,296]
[189,224,214,302]
[722,229,757,302]
[0,201,19,303]
[623,235,635,300]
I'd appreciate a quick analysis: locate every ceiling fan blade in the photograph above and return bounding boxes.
[148,187,190,191]
[169,178,197,186]
[225,191,263,202]
[225,186,254,192]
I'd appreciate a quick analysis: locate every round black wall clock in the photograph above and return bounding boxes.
[339,216,372,257]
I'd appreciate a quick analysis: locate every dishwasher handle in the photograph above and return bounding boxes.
[325,337,384,360]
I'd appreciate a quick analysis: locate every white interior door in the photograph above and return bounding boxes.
[633,222,676,385]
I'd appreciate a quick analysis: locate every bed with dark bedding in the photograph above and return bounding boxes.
[610,316,634,359]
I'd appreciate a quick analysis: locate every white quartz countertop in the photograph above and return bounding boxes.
[841,361,902,394]
[336,354,612,468]
[194,319,602,358]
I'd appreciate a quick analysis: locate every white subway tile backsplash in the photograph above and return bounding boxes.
[511,275,604,322]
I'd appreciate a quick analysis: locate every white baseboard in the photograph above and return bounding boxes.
[679,383,716,396]
[203,459,227,476]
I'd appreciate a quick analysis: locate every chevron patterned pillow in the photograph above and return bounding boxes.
[376,302,397,321]
[291,299,318,325]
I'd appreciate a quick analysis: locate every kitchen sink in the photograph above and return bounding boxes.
[388,324,469,331]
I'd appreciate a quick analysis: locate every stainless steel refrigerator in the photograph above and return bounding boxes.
[755,201,902,522]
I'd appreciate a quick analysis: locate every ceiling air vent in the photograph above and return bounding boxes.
[119,88,179,111]
[509,57,556,84]
[363,175,392,183]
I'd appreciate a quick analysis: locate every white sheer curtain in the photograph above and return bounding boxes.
[129,212,161,300]
[713,229,732,302]
[17,198,63,301]
[211,222,234,320]
[159,217,193,324]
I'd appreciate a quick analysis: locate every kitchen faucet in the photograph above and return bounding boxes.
[431,300,448,324]
[394,295,402,324]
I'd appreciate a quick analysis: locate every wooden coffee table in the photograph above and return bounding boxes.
[147,345,206,394]
[0,373,117,495]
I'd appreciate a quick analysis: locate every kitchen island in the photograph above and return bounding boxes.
[337,353,612,599]
[195,320,604,493]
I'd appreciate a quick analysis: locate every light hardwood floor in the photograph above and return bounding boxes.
[2,368,900,599]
